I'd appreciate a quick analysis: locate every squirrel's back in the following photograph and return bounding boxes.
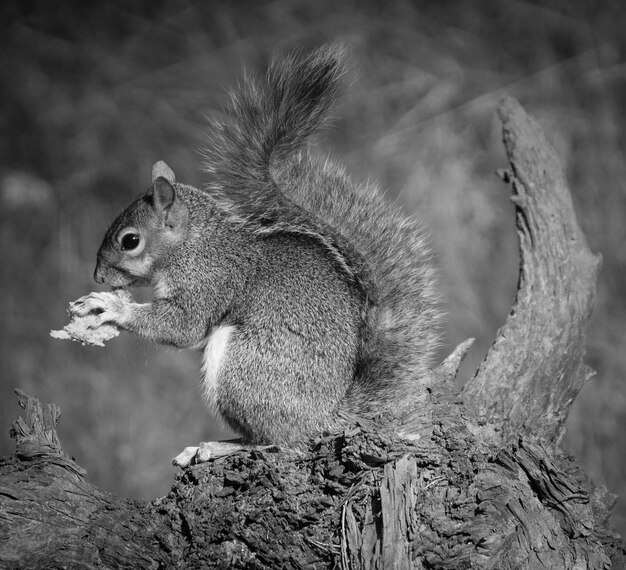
[203,44,443,416]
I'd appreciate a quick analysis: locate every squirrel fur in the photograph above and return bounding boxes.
[74,44,443,453]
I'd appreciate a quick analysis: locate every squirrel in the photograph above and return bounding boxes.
[71,44,443,467]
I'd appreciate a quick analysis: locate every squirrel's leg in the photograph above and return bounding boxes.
[172,319,351,468]
[208,322,353,447]
[169,324,284,468]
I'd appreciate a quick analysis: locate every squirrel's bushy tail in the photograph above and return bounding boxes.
[204,44,375,295]
[203,44,344,203]
[204,45,443,414]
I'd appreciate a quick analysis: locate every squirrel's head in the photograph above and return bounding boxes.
[94,161,189,288]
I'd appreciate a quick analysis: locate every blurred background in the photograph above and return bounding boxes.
[2,0,625,536]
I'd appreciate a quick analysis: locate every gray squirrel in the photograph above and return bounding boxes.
[72,44,443,467]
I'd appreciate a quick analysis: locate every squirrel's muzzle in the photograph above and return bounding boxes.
[93,264,105,284]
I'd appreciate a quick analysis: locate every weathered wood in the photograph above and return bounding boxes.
[0,99,624,569]
[2,385,623,568]
[461,97,602,447]
[1,390,168,569]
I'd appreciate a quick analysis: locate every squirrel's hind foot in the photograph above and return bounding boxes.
[171,440,281,468]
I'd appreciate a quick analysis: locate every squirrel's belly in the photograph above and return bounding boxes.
[200,325,235,408]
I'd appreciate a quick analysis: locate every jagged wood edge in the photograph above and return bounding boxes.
[1,391,171,568]
[461,96,602,446]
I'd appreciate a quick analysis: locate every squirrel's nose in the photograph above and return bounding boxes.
[94,264,104,284]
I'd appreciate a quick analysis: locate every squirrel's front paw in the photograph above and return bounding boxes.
[70,291,132,328]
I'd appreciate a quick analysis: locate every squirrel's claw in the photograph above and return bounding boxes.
[71,292,111,317]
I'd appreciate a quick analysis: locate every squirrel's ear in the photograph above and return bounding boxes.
[152,161,176,185]
[152,176,176,215]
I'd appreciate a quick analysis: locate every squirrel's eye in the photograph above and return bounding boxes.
[120,233,141,251]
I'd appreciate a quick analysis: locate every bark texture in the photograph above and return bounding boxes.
[1,99,624,569]
[461,97,602,447]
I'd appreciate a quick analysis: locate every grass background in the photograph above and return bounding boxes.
[2,0,626,536]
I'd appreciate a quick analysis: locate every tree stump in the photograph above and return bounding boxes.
[1,98,624,569]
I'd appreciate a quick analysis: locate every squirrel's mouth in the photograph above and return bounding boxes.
[111,283,135,293]
[111,277,148,290]
[101,266,150,289]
